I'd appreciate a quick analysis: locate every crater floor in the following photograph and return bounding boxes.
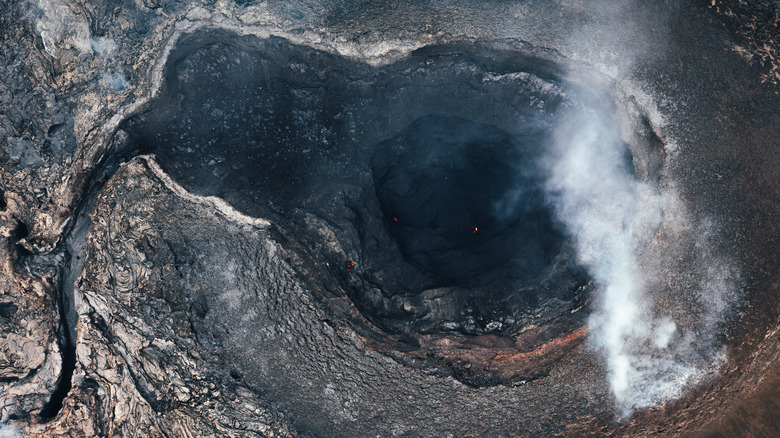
[122,34,601,341]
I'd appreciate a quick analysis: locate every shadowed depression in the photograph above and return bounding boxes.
[120,31,740,413]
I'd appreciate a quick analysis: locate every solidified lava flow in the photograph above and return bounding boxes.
[2,1,779,436]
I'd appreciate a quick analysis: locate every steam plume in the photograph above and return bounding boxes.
[542,92,739,415]
[29,0,126,91]
[0,423,24,438]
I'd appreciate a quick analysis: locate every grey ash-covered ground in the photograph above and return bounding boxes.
[0,0,778,437]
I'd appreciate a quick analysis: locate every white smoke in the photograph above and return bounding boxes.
[33,0,108,58]
[0,423,24,438]
[30,0,126,91]
[542,91,738,416]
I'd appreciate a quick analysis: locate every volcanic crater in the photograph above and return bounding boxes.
[114,30,663,386]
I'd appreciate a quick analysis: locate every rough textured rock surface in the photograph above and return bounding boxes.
[0,243,61,423]
[1,0,778,436]
[29,157,295,437]
[26,156,612,436]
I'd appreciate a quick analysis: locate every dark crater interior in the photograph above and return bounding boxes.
[372,115,562,288]
[120,31,600,337]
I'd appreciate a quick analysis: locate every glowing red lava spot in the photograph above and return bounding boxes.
[345,261,356,269]
[393,217,399,222]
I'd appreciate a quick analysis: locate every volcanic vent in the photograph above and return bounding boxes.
[365,114,588,335]
[119,31,659,385]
